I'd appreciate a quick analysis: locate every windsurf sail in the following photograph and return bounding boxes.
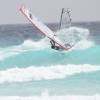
[56,8,75,48]
[59,8,72,30]
[19,5,72,51]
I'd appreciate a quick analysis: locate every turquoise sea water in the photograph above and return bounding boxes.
[0,22,100,100]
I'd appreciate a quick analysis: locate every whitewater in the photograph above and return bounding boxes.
[0,22,100,100]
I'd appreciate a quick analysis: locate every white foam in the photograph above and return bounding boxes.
[0,64,99,83]
[73,39,94,50]
[0,39,49,61]
[56,27,94,50]
[21,39,49,49]
[0,26,95,61]
[0,94,100,100]
[0,89,99,100]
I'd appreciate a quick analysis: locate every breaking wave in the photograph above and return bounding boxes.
[56,27,94,50]
[0,95,100,100]
[0,91,100,100]
[0,26,95,61]
[0,39,49,61]
[0,64,99,83]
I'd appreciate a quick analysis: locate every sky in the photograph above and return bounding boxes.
[0,0,100,24]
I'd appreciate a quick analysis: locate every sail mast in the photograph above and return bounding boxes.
[59,8,64,30]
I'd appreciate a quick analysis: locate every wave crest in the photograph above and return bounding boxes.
[0,64,99,83]
[0,93,100,100]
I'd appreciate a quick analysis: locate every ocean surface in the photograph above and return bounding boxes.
[0,22,100,100]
